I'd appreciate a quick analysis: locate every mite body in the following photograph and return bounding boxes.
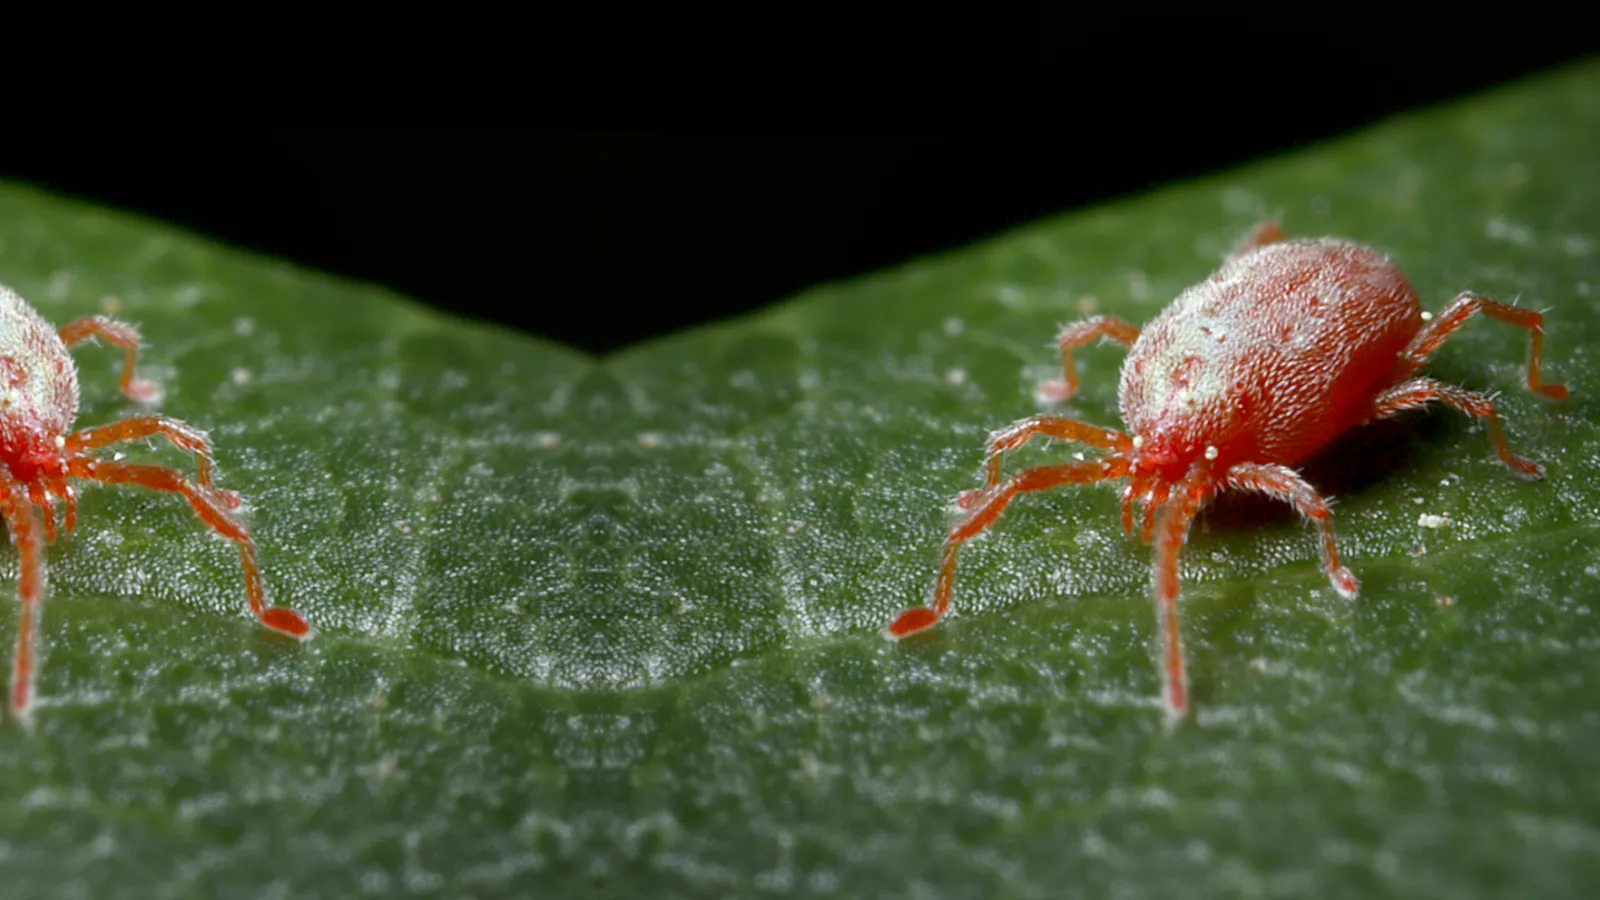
[0,283,310,725]
[888,225,1567,721]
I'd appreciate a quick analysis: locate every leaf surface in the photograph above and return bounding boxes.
[0,64,1598,898]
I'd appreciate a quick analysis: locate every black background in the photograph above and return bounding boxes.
[0,39,1591,355]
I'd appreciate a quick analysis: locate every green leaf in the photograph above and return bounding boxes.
[2,62,1599,898]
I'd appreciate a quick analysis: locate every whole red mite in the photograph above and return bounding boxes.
[887,223,1568,722]
[0,283,310,726]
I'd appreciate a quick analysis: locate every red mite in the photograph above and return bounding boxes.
[0,283,310,725]
[887,224,1567,722]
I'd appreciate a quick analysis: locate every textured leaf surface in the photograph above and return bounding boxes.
[1,64,1598,898]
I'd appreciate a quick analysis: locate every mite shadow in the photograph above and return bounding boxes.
[1183,409,1457,707]
[1198,408,1453,532]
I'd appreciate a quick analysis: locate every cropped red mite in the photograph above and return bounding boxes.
[0,282,310,725]
[887,223,1568,722]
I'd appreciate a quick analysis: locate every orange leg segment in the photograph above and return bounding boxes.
[1393,291,1568,400]
[58,480,77,538]
[67,459,309,638]
[956,415,1129,509]
[1119,479,1143,536]
[1,488,46,725]
[1224,462,1359,597]
[1372,376,1545,479]
[1139,481,1171,545]
[890,458,1127,638]
[1228,220,1286,259]
[1150,475,1213,725]
[25,483,57,544]
[66,415,238,504]
[57,315,160,403]
[1037,316,1140,404]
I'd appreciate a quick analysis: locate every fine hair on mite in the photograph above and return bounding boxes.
[886,222,1568,724]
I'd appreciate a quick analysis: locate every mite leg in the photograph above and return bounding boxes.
[25,483,57,543]
[57,316,160,403]
[1392,291,1568,399]
[1224,462,1359,598]
[66,459,310,638]
[58,482,76,538]
[1118,478,1144,536]
[889,458,1128,638]
[1150,477,1210,725]
[1371,377,1545,479]
[1037,316,1140,404]
[1228,220,1287,258]
[1,489,46,726]
[25,479,77,540]
[1139,481,1171,545]
[957,415,1130,509]
[66,416,240,504]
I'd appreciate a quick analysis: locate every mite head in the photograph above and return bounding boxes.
[1128,428,1203,483]
[0,423,67,484]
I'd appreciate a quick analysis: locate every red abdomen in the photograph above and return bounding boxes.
[1119,239,1423,469]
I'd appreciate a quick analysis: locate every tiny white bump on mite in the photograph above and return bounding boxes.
[1178,388,1194,406]
[53,435,65,448]
[1421,310,1434,321]
[1132,435,1145,449]
[1204,445,1219,460]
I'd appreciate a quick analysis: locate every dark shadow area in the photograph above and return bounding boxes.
[0,42,1590,354]
[1200,409,1453,533]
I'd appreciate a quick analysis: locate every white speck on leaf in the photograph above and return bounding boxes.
[1486,217,1534,246]
[993,284,1025,307]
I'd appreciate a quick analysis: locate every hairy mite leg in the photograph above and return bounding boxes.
[24,478,81,544]
[58,481,76,537]
[66,416,240,505]
[25,483,57,543]
[1371,377,1546,479]
[66,459,311,638]
[47,479,77,538]
[1223,463,1359,598]
[1139,481,1170,545]
[889,458,1128,638]
[956,416,1129,510]
[1228,220,1286,258]
[1037,316,1140,404]
[1393,291,1568,400]
[1119,478,1144,536]
[0,487,46,725]
[1151,474,1211,725]
[57,316,160,403]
